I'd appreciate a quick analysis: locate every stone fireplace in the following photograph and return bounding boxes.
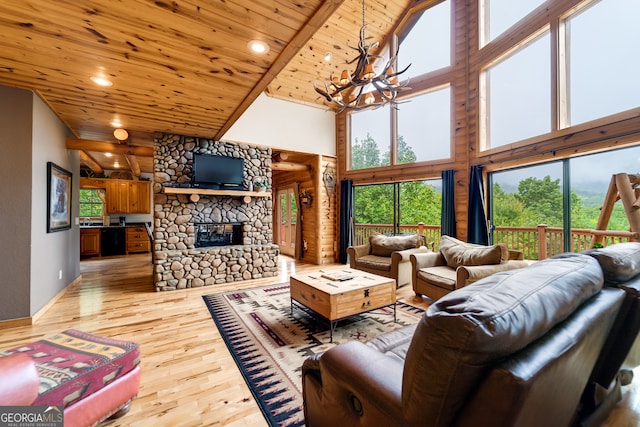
[152,134,279,291]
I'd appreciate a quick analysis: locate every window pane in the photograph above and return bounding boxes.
[567,0,640,125]
[486,32,550,148]
[570,146,640,235]
[350,104,391,169]
[397,87,451,163]
[490,162,564,258]
[398,0,451,80]
[483,0,546,43]
[353,184,395,243]
[79,189,103,217]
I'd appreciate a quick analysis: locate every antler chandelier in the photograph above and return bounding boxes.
[314,0,410,111]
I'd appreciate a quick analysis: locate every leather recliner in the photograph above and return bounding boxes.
[303,250,633,427]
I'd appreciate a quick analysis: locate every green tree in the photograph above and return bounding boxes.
[492,183,526,226]
[351,133,382,169]
[381,135,415,165]
[516,176,564,226]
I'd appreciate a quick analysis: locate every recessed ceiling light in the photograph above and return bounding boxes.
[90,76,113,87]
[110,120,122,127]
[247,40,269,54]
[105,153,112,158]
[324,52,333,62]
[113,162,120,169]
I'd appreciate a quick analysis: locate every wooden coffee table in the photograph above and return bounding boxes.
[289,267,397,342]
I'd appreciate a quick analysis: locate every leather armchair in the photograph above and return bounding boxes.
[348,234,430,288]
[411,236,531,300]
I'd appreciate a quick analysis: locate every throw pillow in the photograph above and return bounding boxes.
[370,234,421,257]
[438,235,507,268]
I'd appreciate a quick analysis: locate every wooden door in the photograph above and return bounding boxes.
[277,189,297,256]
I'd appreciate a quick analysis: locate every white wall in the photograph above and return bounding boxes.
[222,93,336,156]
[30,93,80,316]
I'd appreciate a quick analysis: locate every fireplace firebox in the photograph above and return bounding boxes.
[195,222,243,247]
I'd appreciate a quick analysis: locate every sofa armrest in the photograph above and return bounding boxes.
[302,341,404,426]
[410,251,446,270]
[456,260,532,286]
[0,354,39,405]
[347,244,371,268]
[391,246,431,264]
[508,249,525,260]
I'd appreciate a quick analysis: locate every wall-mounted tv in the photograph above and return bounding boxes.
[192,153,244,190]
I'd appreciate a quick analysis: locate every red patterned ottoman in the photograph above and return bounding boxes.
[0,329,141,427]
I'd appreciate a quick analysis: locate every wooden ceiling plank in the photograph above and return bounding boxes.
[216,0,348,140]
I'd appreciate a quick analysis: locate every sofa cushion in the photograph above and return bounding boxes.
[402,253,604,426]
[355,254,393,272]
[1,329,140,408]
[369,234,421,257]
[438,235,506,268]
[417,266,457,291]
[583,242,640,284]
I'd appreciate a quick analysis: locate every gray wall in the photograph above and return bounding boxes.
[0,86,33,320]
[0,86,80,321]
[30,93,80,316]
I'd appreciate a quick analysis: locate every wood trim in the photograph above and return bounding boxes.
[67,139,154,156]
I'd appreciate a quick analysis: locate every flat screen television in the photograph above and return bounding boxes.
[192,153,244,189]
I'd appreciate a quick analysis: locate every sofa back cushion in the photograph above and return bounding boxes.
[583,242,640,284]
[438,235,507,268]
[369,234,421,257]
[401,253,604,426]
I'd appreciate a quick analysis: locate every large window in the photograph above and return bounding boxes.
[489,144,640,258]
[484,31,550,148]
[349,0,452,170]
[397,87,451,163]
[353,179,442,244]
[480,0,640,150]
[398,0,451,80]
[481,0,546,44]
[566,0,640,126]
[351,104,391,170]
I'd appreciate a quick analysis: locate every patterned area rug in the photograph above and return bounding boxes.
[203,283,424,427]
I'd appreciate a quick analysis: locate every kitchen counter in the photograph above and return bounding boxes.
[80,223,152,257]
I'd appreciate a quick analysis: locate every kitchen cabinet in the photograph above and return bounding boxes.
[105,180,151,214]
[127,226,151,254]
[80,228,101,257]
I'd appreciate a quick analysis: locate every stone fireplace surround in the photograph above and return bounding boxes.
[153,134,279,291]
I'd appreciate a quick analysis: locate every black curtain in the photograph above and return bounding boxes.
[441,170,457,238]
[467,165,489,245]
[339,179,353,264]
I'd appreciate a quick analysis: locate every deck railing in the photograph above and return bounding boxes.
[353,223,639,260]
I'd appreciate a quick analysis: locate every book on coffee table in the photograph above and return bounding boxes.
[320,271,355,281]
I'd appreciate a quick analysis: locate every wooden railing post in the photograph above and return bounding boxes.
[537,224,548,260]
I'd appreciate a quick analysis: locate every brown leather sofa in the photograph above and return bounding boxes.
[348,233,430,288]
[411,235,531,300]
[303,246,640,427]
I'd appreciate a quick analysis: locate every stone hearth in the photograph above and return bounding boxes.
[152,134,279,291]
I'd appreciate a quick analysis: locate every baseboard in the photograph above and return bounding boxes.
[0,274,82,327]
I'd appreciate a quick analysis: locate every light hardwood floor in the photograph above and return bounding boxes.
[1,253,638,426]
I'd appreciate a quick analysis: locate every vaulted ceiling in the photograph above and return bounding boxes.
[0,0,416,174]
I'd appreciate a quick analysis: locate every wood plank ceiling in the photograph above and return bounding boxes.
[0,0,415,174]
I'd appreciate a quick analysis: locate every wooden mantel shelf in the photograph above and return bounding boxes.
[162,187,271,202]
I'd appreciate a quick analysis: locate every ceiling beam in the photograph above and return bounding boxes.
[125,155,141,177]
[214,0,347,140]
[79,151,104,174]
[66,138,153,157]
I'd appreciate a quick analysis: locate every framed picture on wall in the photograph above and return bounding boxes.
[47,161,72,233]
